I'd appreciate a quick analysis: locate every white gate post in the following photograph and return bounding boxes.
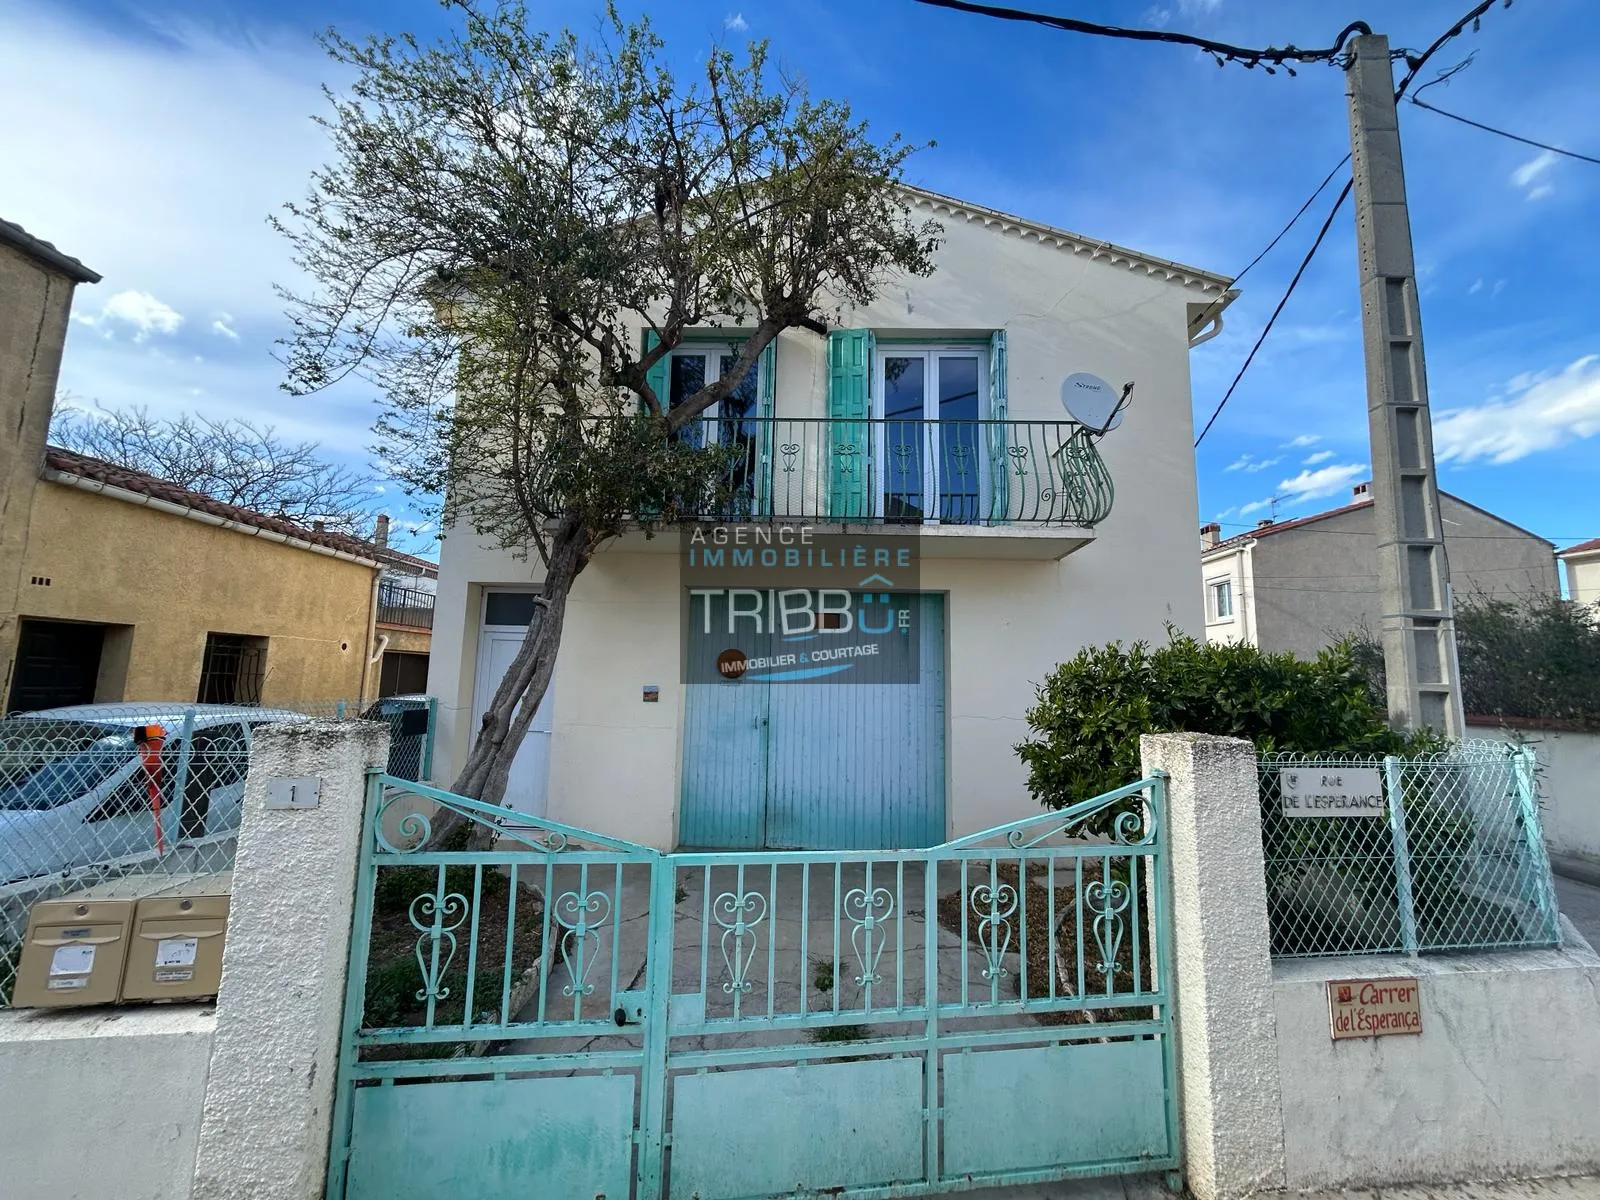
[191,720,389,1200]
[1141,733,1286,1200]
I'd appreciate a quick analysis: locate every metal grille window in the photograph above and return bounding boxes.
[196,634,267,705]
[1259,742,1561,958]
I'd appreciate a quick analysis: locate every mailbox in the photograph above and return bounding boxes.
[12,894,136,1008]
[120,872,232,1002]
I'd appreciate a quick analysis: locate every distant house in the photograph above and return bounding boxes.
[1200,482,1560,658]
[0,216,435,713]
[1558,539,1600,608]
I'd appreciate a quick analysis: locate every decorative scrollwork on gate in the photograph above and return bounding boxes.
[553,890,612,997]
[408,892,469,1002]
[1084,877,1131,977]
[713,890,767,994]
[843,886,894,986]
[375,792,432,853]
[970,880,1019,981]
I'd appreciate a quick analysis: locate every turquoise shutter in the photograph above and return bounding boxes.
[988,328,1009,524]
[643,328,668,414]
[827,329,873,520]
[757,339,776,517]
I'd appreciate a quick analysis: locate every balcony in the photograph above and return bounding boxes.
[376,583,436,630]
[625,418,1113,560]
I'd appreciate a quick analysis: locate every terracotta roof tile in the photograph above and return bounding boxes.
[42,445,435,574]
[1205,497,1374,553]
[1560,537,1600,557]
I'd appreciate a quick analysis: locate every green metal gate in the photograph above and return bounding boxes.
[327,773,1181,1199]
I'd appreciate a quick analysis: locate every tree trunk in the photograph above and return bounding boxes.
[424,512,593,848]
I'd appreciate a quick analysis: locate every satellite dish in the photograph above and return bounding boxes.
[1060,373,1127,433]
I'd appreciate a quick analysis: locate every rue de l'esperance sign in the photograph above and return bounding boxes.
[1280,768,1386,819]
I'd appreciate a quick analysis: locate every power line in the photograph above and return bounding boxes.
[1193,176,1353,447]
[908,0,1376,73]
[1189,153,1352,336]
[1410,98,1600,167]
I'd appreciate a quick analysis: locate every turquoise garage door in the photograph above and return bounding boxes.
[679,592,946,850]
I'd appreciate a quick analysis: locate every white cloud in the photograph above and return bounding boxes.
[1212,507,1236,520]
[1510,150,1559,199]
[1239,498,1272,516]
[1284,434,1320,448]
[1275,462,1368,505]
[1434,355,1600,465]
[1245,456,1280,473]
[1468,278,1484,296]
[1492,279,1507,297]
[1302,449,1335,465]
[73,289,184,340]
[210,312,239,340]
[1142,6,1173,27]
[1223,454,1252,472]
[724,13,748,31]
[1177,0,1222,14]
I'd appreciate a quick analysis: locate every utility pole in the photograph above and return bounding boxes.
[1346,34,1464,738]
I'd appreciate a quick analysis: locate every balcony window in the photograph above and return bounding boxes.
[668,344,764,509]
[878,348,987,524]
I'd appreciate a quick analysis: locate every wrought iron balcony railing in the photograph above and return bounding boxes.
[376,583,436,630]
[674,417,1113,528]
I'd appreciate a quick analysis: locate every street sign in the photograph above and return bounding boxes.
[1328,977,1421,1040]
[1280,767,1385,818]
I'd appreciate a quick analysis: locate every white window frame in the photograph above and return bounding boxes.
[1207,577,1234,621]
[666,342,763,424]
[871,346,990,524]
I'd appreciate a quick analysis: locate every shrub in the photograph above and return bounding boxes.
[1016,628,1428,810]
[1354,593,1600,730]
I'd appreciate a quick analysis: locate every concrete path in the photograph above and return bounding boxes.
[1556,873,1600,950]
[962,1174,1600,1200]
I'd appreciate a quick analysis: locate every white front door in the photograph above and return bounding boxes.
[472,627,555,822]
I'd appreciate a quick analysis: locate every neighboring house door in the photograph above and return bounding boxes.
[472,619,554,822]
[7,619,105,713]
[680,593,946,850]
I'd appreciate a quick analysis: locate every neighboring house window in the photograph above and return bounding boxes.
[1208,579,1234,620]
[197,633,268,705]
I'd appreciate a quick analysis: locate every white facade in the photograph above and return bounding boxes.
[429,188,1232,849]
[1468,719,1600,865]
[1560,541,1600,606]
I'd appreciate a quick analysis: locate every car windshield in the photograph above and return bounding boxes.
[0,720,138,812]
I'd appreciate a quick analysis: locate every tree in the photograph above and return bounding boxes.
[50,402,376,537]
[276,1,939,814]
[1350,593,1600,730]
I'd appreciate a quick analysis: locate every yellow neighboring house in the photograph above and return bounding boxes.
[0,215,434,712]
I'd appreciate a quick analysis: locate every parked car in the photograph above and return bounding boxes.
[360,695,432,782]
[0,704,307,884]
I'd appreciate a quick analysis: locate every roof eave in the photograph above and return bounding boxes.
[0,219,100,284]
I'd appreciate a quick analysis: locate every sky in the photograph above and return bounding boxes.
[3,0,1597,562]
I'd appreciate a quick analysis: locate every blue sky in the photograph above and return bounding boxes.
[5,0,1597,559]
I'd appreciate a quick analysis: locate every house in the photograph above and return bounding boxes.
[1558,538,1600,607]
[1199,482,1560,657]
[428,186,1236,850]
[0,217,436,713]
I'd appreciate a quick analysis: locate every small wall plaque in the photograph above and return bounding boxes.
[1328,977,1421,1040]
[642,685,660,703]
[266,777,321,810]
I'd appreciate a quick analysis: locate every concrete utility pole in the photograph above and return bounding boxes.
[1345,34,1464,738]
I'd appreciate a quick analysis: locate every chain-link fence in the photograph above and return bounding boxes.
[1260,741,1561,958]
[0,697,436,1005]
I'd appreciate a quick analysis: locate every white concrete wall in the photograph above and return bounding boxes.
[191,719,388,1200]
[1200,543,1252,646]
[1273,945,1600,1190]
[1468,721,1600,863]
[431,196,1222,846]
[1561,551,1600,606]
[0,1006,214,1200]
